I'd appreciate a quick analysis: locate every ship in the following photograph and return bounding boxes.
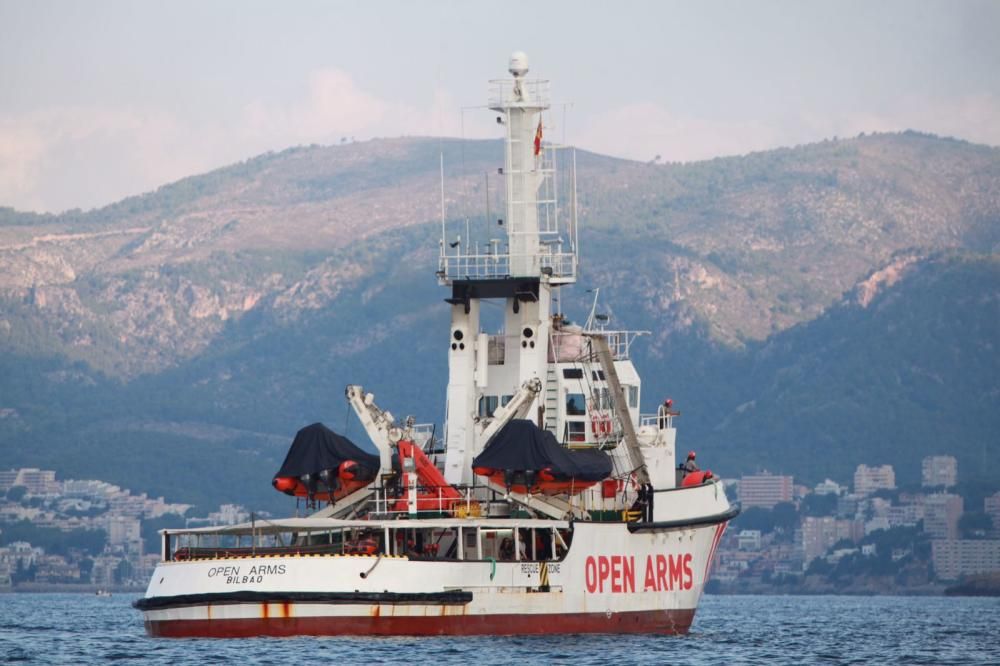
[134,51,738,638]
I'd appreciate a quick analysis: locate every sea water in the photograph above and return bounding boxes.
[1,593,998,664]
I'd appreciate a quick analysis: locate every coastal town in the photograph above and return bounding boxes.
[2,455,998,593]
[0,467,253,590]
[712,456,1000,593]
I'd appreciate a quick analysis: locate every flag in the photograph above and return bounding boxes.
[534,116,543,156]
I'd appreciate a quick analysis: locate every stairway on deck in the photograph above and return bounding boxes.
[544,365,559,434]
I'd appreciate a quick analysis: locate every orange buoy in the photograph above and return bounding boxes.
[272,476,298,493]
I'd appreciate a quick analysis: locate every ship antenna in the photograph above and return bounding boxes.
[440,151,446,240]
[585,288,600,330]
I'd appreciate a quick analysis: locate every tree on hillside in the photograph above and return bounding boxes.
[959,512,992,539]
[6,486,27,502]
[732,501,799,538]
[772,502,799,532]
[801,493,838,516]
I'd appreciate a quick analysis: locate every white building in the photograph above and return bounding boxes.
[932,540,1000,580]
[984,492,1000,533]
[814,479,845,496]
[0,468,59,495]
[854,465,896,496]
[865,516,890,535]
[63,479,120,500]
[737,530,762,551]
[921,455,958,488]
[885,504,922,528]
[739,472,793,509]
[924,494,964,540]
[0,470,18,492]
[802,516,863,563]
[107,515,141,546]
[210,504,250,526]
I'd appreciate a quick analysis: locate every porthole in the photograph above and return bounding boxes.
[451,343,457,350]
[522,327,533,338]
[453,330,464,341]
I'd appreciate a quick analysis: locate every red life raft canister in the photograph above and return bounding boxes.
[681,469,714,487]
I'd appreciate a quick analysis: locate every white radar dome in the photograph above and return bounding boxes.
[508,51,529,77]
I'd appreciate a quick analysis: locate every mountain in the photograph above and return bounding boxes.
[0,132,997,512]
[667,252,1000,486]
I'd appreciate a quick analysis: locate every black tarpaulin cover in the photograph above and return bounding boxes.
[274,422,379,478]
[473,419,612,481]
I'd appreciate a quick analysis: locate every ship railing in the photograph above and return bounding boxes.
[409,423,438,452]
[363,482,510,518]
[550,329,649,362]
[488,78,551,109]
[162,503,577,564]
[361,480,621,524]
[641,412,677,430]
[438,248,577,283]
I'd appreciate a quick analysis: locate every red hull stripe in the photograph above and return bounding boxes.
[146,608,696,638]
[703,521,728,582]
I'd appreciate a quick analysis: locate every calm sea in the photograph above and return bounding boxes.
[1,593,998,664]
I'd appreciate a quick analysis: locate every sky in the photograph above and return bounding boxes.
[1,0,999,213]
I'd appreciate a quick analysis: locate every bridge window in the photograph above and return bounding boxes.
[594,388,611,410]
[627,386,639,409]
[565,420,586,442]
[562,368,583,379]
[478,395,499,417]
[591,370,605,381]
[566,393,586,416]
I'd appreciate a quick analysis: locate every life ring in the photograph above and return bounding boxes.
[590,412,612,437]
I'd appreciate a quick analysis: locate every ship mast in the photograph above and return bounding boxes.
[439,52,578,486]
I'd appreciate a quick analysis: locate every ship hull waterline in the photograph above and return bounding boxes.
[144,608,696,637]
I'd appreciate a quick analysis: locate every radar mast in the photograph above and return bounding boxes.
[438,52,579,485]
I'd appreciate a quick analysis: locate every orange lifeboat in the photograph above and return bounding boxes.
[472,420,613,495]
[271,423,380,503]
[473,466,601,495]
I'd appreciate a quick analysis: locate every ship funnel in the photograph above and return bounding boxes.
[508,51,529,77]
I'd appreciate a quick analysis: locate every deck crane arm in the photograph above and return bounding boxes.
[346,385,463,517]
[582,333,651,486]
[308,386,401,520]
[476,377,543,444]
[344,384,404,474]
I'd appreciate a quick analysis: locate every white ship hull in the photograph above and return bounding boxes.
[138,511,731,637]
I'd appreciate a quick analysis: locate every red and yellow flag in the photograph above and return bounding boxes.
[533,117,543,156]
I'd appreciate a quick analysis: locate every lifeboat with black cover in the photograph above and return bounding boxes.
[272,422,380,502]
[472,419,612,495]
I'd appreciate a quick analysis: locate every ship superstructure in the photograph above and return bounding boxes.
[134,52,737,638]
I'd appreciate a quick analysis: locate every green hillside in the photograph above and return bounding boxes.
[666,253,1000,486]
